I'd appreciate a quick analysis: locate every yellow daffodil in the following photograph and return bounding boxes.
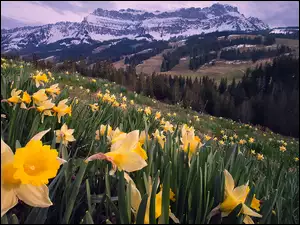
[109,128,126,143]
[89,103,99,112]
[162,121,174,133]
[124,174,178,224]
[219,170,262,224]
[45,83,60,98]
[139,130,149,145]
[95,124,113,140]
[229,136,233,141]
[52,99,72,123]
[20,91,31,109]
[36,99,55,123]
[173,112,177,116]
[219,140,225,145]
[32,89,48,106]
[91,79,96,83]
[248,138,255,143]
[130,100,134,105]
[221,130,225,134]
[154,112,161,120]
[85,130,147,173]
[279,146,286,152]
[1,129,65,217]
[294,157,299,162]
[181,124,202,158]
[112,101,120,107]
[7,89,22,104]
[120,103,127,109]
[153,129,166,149]
[32,73,49,88]
[96,91,103,98]
[233,134,238,139]
[251,149,256,155]
[204,135,212,141]
[55,123,76,146]
[222,135,228,140]
[122,96,127,102]
[160,117,166,125]
[213,137,218,141]
[167,113,171,117]
[144,107,152,115]
[239,139,246,145]
[257,153,264,161]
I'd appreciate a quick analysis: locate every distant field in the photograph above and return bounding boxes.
[157,58,272,83]
[112,38,298,83]
[276,38,299,55]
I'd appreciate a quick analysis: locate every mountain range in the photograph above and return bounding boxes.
[1,3,270,53]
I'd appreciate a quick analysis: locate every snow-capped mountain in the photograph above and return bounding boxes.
[1,3,269,52]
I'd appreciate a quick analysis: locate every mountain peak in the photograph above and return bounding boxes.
[2,4,270,52]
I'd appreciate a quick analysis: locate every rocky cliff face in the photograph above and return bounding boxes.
[1,3,269,52]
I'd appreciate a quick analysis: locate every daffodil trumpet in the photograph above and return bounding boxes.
[1,128,66,217]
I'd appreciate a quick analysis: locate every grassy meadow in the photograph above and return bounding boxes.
[1,58,299,224]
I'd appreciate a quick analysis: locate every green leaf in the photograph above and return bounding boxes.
[117,170,129,224]
[150,170,160,224]
[10,214,19,224]
[159,162,171,224]
[136,194,149,224]
[86,179,92,213]
[63,160,87,224]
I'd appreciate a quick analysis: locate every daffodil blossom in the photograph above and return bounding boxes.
[7,89,22,104]
[124,173,179,224]
[216,170,262,224]
[52,99,72,123]
[85,130,147,174]
[1,129,66,217]
[153,129,166,149]
[55,123,76,146]
[180,124,202,158]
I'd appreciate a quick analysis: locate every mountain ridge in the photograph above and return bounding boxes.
[1,3,269,52]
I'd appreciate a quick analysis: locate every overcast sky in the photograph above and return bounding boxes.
[1,1,299,29]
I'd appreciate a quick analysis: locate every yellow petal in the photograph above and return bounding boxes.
[232,185,248,201]
[1,139,14,164]
[169,212,180,223]
[224,170,235,194]
[15,184,52,207]
[1,182,18,217]
[106,151,147,172]
[124,173,141,212]
[30,128,51,141]
[243,215,255,224]
[57,157,67,165]
[220,194,238,213]
[242,204,262,218]
[111,130,139,152]
[250,196,260,211]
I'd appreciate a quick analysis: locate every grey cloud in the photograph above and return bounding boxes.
[32,1,117,14]
[1,15,42,29]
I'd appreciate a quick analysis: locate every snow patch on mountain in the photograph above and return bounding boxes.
[1,4,270,52]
